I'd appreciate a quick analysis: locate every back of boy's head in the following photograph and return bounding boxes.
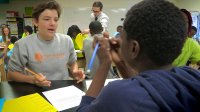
[10,36,19,44]
[123,0,186,66]
[67,25,81,38]
[89,21,103,35]
[24,25,33,34]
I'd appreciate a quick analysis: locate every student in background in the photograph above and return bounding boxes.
[67,25,87,58]
[7,36,19,58]
[3,36,19,70]
[90,0,109,32]
[83,21,115,79]
[77,0,200,111]
[0,39,10,58]
[189,26,200,44]
[7,0,85,87]
[1,26,11,43]
[172,9,200,67]
[189,26,197,38]
[113,25,123,38]
[0,26,11,62]
[22,25,33,38]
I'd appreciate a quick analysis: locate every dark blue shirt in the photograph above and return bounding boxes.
[77,66,200,112]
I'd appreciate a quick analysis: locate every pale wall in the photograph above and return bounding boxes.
[0,0,49,33]
[56,0,142,34]
[0,0,195,34]
[56,0,180,34]
[175,0,200,11]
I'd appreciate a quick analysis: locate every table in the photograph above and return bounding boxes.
[0,80,87,112]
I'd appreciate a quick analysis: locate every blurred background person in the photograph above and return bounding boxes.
[67,25,87,58]
[22,25,33,38]
[1,26,11,43]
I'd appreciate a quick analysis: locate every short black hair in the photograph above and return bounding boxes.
[10,36,19,44]
[93,1,103,10]
[89,21,103,35]
[67,25,81,38]
[24,25,33,34]
[123,0,187,66]
[191,26,197,32]
[117,25,123,29]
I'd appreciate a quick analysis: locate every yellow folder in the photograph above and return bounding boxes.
[2,93,58,112]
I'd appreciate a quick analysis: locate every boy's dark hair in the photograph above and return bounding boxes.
[67,25,81,38]
[191,26,197,32]
[123,0,187,66]
[117,25,123,29]
[93,1,103,10]
[32,0,61,20]
[89,21,103,35]
[24,25,33,34]
[10,36,19,44]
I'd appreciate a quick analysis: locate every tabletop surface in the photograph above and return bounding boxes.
[0,80,87,112]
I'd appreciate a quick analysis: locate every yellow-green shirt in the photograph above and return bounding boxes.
[72,33,87,58]
[173,38,200,66]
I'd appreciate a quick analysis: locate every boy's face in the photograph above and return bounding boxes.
[92,7,101,17]
[189,29,196,37]
[33,9,58,40]
[120,30,131,64]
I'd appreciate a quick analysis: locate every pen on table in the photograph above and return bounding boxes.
[24,67,41,78]
[86,42,100,74]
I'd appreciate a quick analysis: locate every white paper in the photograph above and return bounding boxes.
[86,78,122,90]
[42,86,85,111]
[75,50,83,53]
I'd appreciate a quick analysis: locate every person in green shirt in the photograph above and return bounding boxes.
[67,25,87,58]
[173,9,200,67]
[22,25,33,38]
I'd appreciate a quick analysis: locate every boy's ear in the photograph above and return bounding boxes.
[32,18,38,27]
[89,30,93,35]
[130,40,140,59]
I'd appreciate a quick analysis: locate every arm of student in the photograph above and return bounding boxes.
[1,39,10,57]
[7,71,51,86]
[7,71,35,83]
[86,37,111,97]
[69,61,85,83]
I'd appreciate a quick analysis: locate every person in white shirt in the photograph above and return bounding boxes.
[90,1,109,32]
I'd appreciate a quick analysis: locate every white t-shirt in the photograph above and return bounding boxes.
[90,12,109,31]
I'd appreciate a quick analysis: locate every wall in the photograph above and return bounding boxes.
[175,0,200,11]
[0,0,183,35]
[56,0,141,35]
[56,0,179,34]
[0,0,49,27]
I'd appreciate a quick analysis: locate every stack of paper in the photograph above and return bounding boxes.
[86,78,122,89]
[43,86,85,111]
[2,93,57,112]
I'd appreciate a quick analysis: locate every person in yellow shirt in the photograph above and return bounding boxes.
[67,25,87,58]
[22,25,33,38]
[172,9,200,68]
